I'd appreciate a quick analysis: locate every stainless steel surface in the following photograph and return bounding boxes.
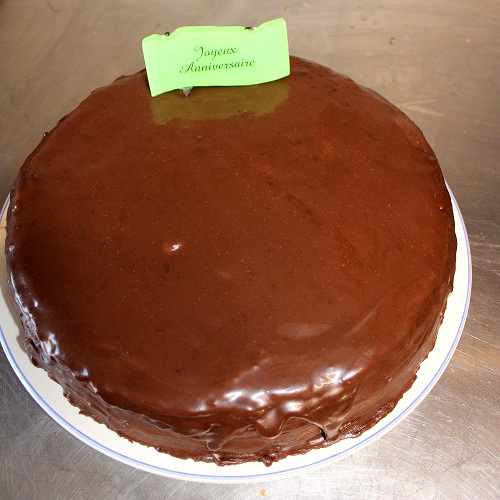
[0,1,498,498]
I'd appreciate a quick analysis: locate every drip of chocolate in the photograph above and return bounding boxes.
[5,57,456,465]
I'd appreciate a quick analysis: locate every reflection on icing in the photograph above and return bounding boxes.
[314,366,363,390]
[231,364,261,385]
[272,384,309,397]
[277,323,333,339]
[42,331,59,357]
[250,390,270,407]
[221,390,243,403]
[162,241,183,253]
[189,399,209,413]
[76,367,89,379]
[342,366,364,382]
[150,76,290,124]
[314,368,343,389]
[282,400,303,413]
[9,272,37,334]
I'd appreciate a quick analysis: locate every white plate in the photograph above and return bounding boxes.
[0,188,471,483]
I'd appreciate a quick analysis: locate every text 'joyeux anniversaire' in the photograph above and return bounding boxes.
[180,46,255,74]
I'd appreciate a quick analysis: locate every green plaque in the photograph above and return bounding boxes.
[142,18,290,97]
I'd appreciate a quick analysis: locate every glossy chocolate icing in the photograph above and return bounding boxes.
[5,57,456,465]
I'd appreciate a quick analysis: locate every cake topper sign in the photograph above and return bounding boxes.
[142,19,290,97]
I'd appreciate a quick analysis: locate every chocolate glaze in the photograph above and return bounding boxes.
[5,57,456,465]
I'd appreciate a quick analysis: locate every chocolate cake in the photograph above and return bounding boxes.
[5,56,456,466]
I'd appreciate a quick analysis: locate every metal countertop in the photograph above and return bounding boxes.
[0,1,498,499]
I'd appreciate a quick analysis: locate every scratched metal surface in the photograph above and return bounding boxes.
[0,1,498,498]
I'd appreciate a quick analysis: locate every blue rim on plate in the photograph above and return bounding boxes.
[0,187,471,483]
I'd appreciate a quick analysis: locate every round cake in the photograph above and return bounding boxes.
[5,56,456,466]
